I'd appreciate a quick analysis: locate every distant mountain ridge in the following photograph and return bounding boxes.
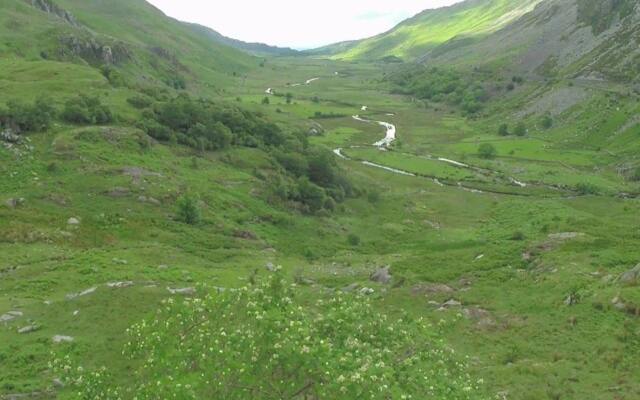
[185,23,299,57]
[313,0,542,61]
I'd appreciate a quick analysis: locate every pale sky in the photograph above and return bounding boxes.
[146,0,464,49]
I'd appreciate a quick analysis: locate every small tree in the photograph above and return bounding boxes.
[498,123,509,136]
[347,233,361,246]
[261,96,270,105]
[541,114,553,129]
[285,93,293,104]
[478,143,497,159]
[176,194,200,224]
[53,273,483,399]
[513,122,527,137]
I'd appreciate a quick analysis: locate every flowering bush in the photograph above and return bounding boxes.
[53,274,483,399]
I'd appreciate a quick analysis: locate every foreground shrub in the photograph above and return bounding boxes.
[53,273,483,399]
[0,97,56,132]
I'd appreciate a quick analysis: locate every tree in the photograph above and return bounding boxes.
[478,143,497,159]
[53,273,482,399]
[176,194,200,224]
[285,93,293,104]
[513,122,527,137]
[541,114,553,129]
[498,123,509,136]
[262,96,270,105]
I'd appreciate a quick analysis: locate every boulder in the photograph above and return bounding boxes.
[18,325,39,334]
[167,287,196,295]
[359,287,375,295]
[4,198,25,208]
[67,217,80,226]
[618,264,640,286]
[106,281,134,289]
[370,266,392,284]
[265,262,277,272]
[0,311,23,323]
[52,335,74,343]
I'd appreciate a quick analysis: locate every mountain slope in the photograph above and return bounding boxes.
[319,0,542,61]
[421,0,640,82]
[185,23,299,57]
[0,0,256,90]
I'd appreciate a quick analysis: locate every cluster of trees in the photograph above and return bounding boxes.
[136,94,353,213]
[498,122,527,137]
[0,97,55,133]
[0,95,113,134]
[390,67,488,114]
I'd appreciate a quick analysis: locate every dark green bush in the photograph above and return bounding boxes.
[0,97,56,132]
[61,95,113,125]
[176,195,201,225]
[478,143,497,159]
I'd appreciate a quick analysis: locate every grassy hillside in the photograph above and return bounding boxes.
[0,0,256,92]
[418,0,640,82]
[318,0,542,61]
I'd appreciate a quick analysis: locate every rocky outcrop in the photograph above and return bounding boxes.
[59,35,131,66]
[30,0,79,27]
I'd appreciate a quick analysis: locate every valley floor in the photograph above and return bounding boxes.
[2,57,640,399]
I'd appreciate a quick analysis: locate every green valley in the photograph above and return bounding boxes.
[1,0,640,399]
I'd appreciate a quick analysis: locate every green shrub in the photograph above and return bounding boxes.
[498,123,509,136]
[127,95,153,109]
[575,182,600,195]
[513,122,527,137]
[478,143,497,159]
[176,195,201,224]
[1,97,56,132]
[347,233,361,246]
[541,114,553,129]
[53,273,483,399]
[61,95,113,125]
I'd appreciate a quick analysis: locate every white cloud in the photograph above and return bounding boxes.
[146,0,464,49]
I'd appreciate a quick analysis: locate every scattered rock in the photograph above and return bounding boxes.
[548,232,583,241]
[564,294,579,306]
[234,230,258,240]
[359,287,375,295]
[67,217,80,226]
[441,299,462,308]
[370,266,392,284]
[52,378,64,388]
[265,262,276,272]
[106,281,133,289]
[612,297,626,311]
[463,307,496,328]
[157,264,169,270]
[18,325,39,334]
[4,198,25,208]
[0,311,23,323]
[618,264,640,286]
[52,335,74,343]
[112,258,128,265]
[167,287,196,295]
[72,310,79,316]
[66,286,97,300]
[412,283,454,295]
[105,187,130,198]
[342,283,360,293]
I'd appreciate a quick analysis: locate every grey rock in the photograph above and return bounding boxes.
[18,325,39,334]
[4,198,25,208]
[52,335,74,343]
[106,281,134,289]
[342,283,360,293]
[112,258,128,265]
[265,262,276,272]
[52,378,64,388]
[66,286,97,300]
[441,299,462,308]
[167,287,196,295]
[359,287,375,295]
[67,217,80,225]
[370,266,392,284]
[0,311,23,323]
[618,264,640,286]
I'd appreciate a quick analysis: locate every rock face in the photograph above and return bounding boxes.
[619,264,640,286]
[1,129,22,143]
[31,0,79,26]
[370,266,392,284]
